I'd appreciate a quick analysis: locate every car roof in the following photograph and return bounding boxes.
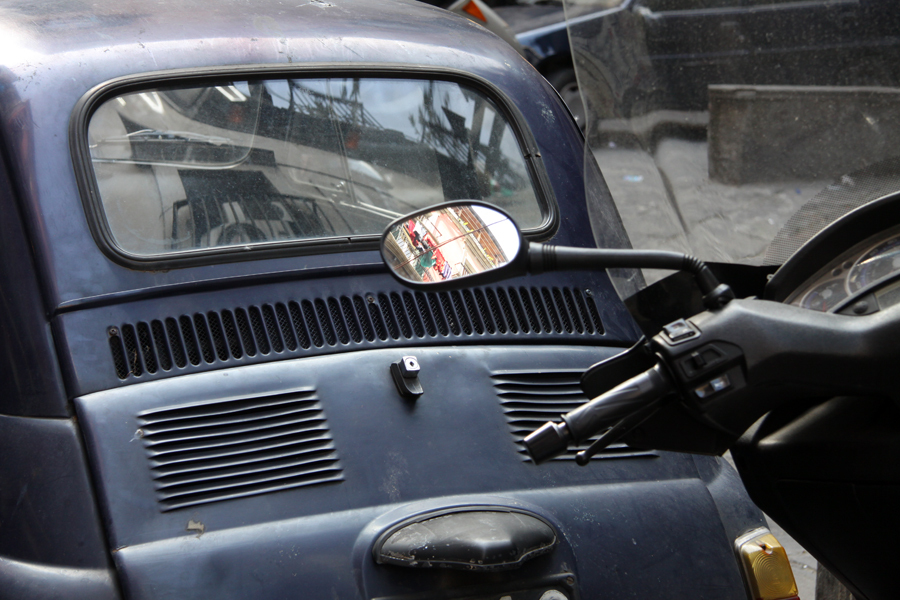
[0,0,587,311]
[0,0,517,88]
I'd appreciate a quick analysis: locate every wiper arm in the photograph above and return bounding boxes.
[91,129,235,148]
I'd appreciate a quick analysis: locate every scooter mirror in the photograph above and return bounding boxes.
[380,201,525,289]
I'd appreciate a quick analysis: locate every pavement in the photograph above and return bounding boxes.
[767,515,818,600]
[593,138,828,275]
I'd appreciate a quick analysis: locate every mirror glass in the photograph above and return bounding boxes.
[382,204,521,284]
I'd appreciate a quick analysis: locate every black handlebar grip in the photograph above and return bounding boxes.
[523,421,571,464]
[563,364,672,444]
[524,364,673,464]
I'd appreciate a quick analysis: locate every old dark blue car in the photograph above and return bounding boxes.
[0,1,776,598]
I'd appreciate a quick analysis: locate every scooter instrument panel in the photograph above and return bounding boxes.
[783,224,900,312]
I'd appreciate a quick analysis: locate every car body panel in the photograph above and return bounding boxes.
[77,344,757,599]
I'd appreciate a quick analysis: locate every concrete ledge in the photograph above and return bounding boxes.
[594,109,708,148]
[708,85,900,184]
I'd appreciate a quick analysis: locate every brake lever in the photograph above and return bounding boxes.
[574,395,669,465]
[580,337,656,398]
[525,364,675,463]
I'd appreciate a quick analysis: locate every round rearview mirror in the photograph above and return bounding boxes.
[381,202,524,287]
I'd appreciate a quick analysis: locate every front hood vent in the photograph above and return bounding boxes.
[493,370,658,462]
[108,285,605,381]
[137,388,343,511]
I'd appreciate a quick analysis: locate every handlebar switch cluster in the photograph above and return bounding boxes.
[662,319,699,343]
[654,320,748,411]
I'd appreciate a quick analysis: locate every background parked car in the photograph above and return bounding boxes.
[481,0,900,128]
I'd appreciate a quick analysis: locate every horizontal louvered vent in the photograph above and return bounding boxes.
[109,286,605,380]
[137,389,343,511]
[493,370,658,462]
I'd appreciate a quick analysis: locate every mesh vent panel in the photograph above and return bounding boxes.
[207,312,230,361]
[328,298,350,345]
[277,303,298,351]
[166,317,187,368]
[450,291,473,335]
[415,292,437,337]
[462,290,484,334]
[193,314,216,364]
[288,302,311,350]
[221,311,244,359]
[301,301,323,348]
[368,302,388,341]
[353,296,375,342]
[340,297,362,343]
[122,324,143,377]
[234,309,257,357]
[528,288,550,333]
[137,322,157,374]
[439,293,461,335]
[248,307,270,355]
[404,292,425,338]
[585,294,605,334]
[390,293,413,339]
[109,287,606,380]
[109,330,129,379]
[314,299,336,346]
[179,316,201,365]
[262,305,284,353]
[151,320,173,371]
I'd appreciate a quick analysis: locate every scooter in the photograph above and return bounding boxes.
[381,198,900,600]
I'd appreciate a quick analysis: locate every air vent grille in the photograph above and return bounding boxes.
[137,389,343,511]
[108,286,605,380]
[493,370,658,462]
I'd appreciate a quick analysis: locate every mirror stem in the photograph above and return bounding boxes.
[527,244,734,309]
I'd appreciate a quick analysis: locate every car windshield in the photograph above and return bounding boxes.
[564,0,900,294]
[87,77,544,258]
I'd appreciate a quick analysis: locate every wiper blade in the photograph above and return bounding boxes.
[91,129,235,148]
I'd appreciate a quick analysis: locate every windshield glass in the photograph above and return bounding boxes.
[87,77,543,258]
[564,0,900,293]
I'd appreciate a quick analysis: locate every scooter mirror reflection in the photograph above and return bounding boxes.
[381,203,522,285]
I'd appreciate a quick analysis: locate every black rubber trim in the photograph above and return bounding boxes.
[69,63,560,271]
[54,261,386,316]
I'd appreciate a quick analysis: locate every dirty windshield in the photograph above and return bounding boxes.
[87,77,543,259]
[564,0,900,294]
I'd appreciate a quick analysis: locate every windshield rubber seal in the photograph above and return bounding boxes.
[69,63,560,271]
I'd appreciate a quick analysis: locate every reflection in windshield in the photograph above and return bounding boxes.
[383,204,519,284]
[88,77,542,257]
[564,0,900,291]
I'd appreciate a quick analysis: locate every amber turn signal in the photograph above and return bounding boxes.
[735,529,800,600]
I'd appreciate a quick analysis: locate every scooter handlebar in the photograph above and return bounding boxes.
[523,364,674,463]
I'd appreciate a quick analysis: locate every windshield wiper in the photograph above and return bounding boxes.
[91,129,236,148]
